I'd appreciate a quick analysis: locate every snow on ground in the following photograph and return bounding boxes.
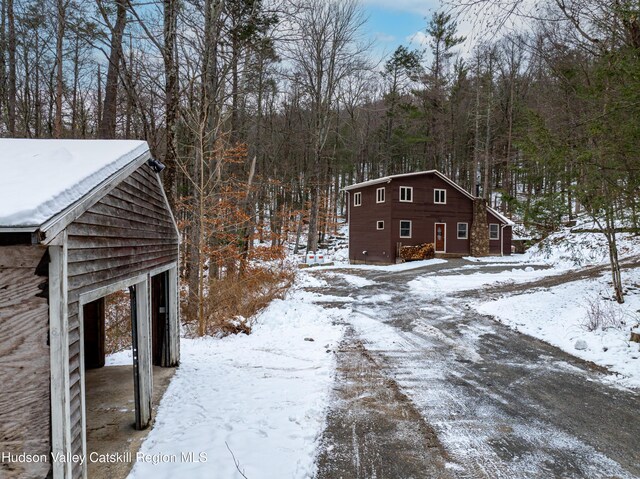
[408,266,562,300]
[322,272,375,287]
[128,284,347,479]
[524,218,640,268]
[323,258,448,272]
[0,139,148,226]
[105,349,133,366]
[475,269,640,388]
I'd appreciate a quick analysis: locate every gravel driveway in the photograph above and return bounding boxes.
[309,259,640,479]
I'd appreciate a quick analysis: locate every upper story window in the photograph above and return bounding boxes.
[353,192,362,207]
[434,189,446,204]
[489,223,499,240]
[400,220,412,238]
[376,187,385,203]
[399,186,413,202]
[376,220,385,230]
[457,222,468,239]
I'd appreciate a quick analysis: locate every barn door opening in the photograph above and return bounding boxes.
[435,223,446,252]
[151,271,170,367]
[83,298,105,369]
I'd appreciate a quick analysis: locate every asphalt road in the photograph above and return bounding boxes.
[311,259,640,479]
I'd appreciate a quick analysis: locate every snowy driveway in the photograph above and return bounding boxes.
[310,260,640,479]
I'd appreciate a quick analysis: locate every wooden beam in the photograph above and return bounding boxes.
[49,234,73,479]
[167,264,180,366]
[133,277,153,429]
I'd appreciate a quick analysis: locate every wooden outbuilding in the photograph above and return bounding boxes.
[0,139,180,479]
[345,170,513,264]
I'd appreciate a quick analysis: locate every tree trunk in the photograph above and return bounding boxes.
[163,0,178,209]
[99,0,127,139]
[54,0,65,138]
[7,0,16,135]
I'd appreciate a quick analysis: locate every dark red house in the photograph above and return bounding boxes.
[344,171,512,264]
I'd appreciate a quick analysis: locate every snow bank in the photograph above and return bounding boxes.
[524,220,640,268]
[128,287,347,479]
[475,270,640,388]
[0,139,148,226]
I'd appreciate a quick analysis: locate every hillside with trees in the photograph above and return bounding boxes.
[1,0,638,330]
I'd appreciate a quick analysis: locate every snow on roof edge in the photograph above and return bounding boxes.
[0,140,150,228]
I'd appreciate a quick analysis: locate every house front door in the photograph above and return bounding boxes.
[435,223,446,252]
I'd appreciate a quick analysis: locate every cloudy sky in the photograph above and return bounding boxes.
[358,0,482,64]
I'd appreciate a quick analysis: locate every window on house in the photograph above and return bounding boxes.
[377,220,384,230]
[489,223,499,240]
[400,220,412,238]
[354,192,361,207]
[457,223,468,239]
[434,189,446,204]
[376,187,385,203]
[399,186,413,202]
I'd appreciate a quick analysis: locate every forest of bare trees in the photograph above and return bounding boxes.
[1,0,638,328]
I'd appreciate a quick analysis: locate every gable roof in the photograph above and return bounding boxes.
[344,170,513,225]
[0,139,151,234]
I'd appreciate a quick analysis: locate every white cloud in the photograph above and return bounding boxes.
[406,30,429,48]
[375,32,396,43]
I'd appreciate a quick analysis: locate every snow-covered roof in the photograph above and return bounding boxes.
[344,170,514,225]
[0,139,149,230]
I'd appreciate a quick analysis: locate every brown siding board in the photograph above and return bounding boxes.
[69,245,178,263]
[71,211,177,236]
[348,185,392,263]
[348,172,511,263]
[68,236,177,250]
[117,182,171,216]
[89,201,174,230]
[0,247,51,479]
[97,190,173,224]
[69,248,177,276]
[67,222,177,241]
[68,254,177,291]
[123,170,168,205]
[105,187,174,223]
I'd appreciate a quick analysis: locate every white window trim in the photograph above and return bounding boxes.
[399,186,413,203]
[354,192,362,207]
[489,223,500,240]
[434,222,447,252]
[434,188,447,204]
[399,220,412,238]
[457,222,468,240]
[376,220,385,230]
[376,187,385,203]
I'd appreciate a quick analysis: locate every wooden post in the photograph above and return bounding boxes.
[132,278,153,429]
[168,265,180,366]
[49,236,73,479]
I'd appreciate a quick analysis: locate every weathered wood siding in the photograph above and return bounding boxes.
[0,245,51,479]
[65,163,178,477]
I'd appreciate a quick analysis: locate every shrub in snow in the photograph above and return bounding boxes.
[582,297,626,332]
[182,266,295,337]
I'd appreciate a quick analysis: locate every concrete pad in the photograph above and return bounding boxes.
[85,365,175,479]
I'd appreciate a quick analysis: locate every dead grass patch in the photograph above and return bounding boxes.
[182,265,295,337]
